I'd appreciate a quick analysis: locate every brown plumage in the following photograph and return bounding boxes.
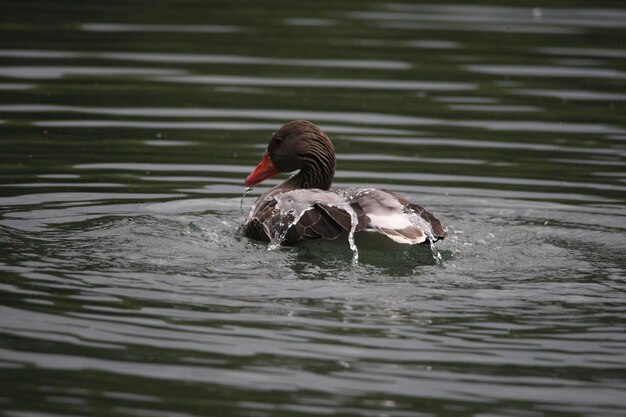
[243,120,446,245]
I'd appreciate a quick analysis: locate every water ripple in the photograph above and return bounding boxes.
[0,104,443,126]
[153,75,475,91]
[0,66,184,79]
[1,1,625,416]
[511,88,626,101]
[465,64,626,80]
[344,136,625,155]
[32,120,412,135]
[81,23,241,33]
[0,49,410,70]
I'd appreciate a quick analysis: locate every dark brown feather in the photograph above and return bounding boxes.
[317,203,353,231]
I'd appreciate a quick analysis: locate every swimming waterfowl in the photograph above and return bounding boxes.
[243,120,446,245]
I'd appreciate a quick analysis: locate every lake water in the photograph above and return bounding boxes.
[1,1,626,416]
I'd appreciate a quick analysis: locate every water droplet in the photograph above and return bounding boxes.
[429,239,444,267]
[240,187,253,218]
[343,203,359,264]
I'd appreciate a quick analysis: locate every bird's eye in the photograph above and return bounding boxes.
[273,136,283,145]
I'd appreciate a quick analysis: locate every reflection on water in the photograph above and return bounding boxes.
[1,1,625,416]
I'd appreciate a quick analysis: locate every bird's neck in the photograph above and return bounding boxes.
[277,154,335,191]
[282,169,333,191]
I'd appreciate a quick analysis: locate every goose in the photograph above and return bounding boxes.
[243,120,446,246]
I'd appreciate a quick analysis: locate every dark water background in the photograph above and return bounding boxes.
[1,1,625,416]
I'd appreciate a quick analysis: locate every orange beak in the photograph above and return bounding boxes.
[244,151,279,188]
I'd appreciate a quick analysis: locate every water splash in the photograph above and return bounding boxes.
[262,190,359,262]
[267,206,313,251]
[405,207,445,267]
[429,239,444,267]
[343,203,359,264]
[247,187,444,266]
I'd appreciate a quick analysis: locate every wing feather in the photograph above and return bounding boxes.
[243,188,445,245]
